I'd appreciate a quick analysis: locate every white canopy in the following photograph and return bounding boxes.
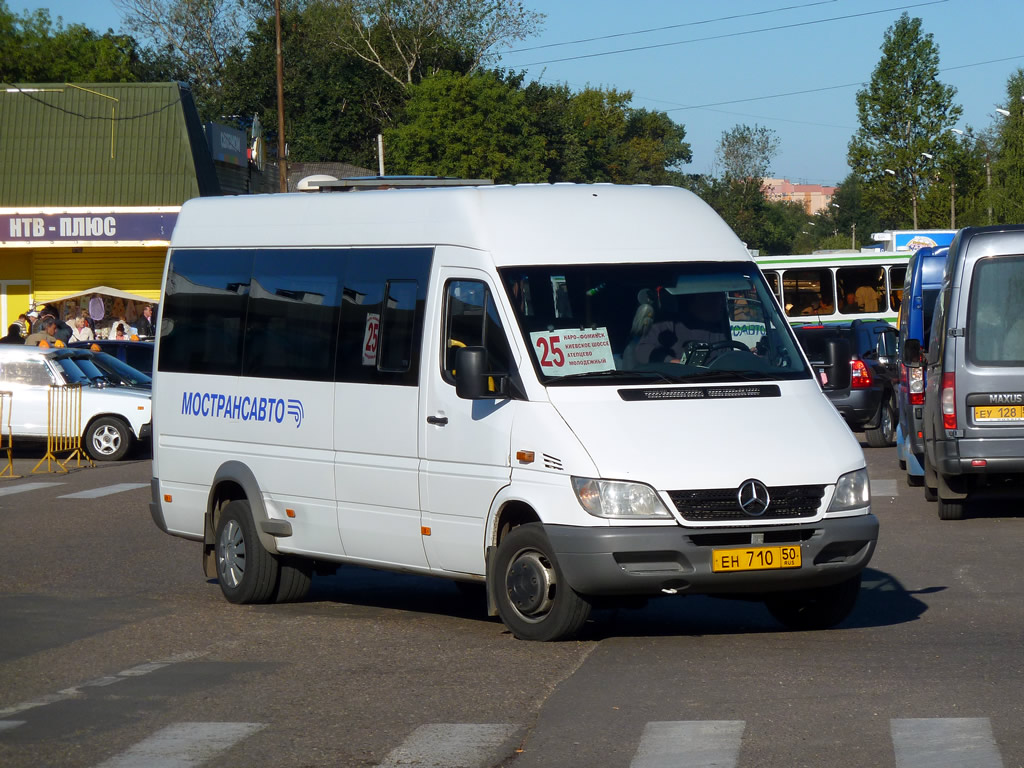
[45,286,153,304]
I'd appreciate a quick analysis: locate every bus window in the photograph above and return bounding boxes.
[888,266,906,312]
[762,270,781,301]
[782,268,835,317]
[837,266,885,314]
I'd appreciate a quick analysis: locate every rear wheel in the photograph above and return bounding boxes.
[491,523,591,641]
[865,394,896,447]
[937,473,967,521]
[906,471,924,487]
[215,500,279,604]
[764,573,862,631]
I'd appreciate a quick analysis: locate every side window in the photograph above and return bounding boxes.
[442,280,512,383]
[336,248,431,386]
[782,268,835,317]
[967,254,1024,365]
[0,359,53,386]
[244,250,344,381]
[763,270,781,301]
[160,249,253,376]
[889,266,906,312]
[926,288,948,365]
[837,266,885,314]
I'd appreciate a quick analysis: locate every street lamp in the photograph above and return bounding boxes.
[884,168,896,175]
[921,152,934,160]
[996,108,1010,117]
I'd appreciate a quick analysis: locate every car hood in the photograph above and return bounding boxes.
[545,379,863,490]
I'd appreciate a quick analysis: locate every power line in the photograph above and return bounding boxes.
[2,82,183,121]
[509,0,948,68]
[501,0,838,54]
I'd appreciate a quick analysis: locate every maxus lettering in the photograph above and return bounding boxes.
[987,393,1024,405]
[180,392,305,427]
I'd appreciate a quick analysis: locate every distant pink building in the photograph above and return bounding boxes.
[763,178,837,215]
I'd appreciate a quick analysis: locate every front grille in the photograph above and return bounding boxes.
[668,485,825,522]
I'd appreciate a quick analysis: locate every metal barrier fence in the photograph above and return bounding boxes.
[32,384,94,474]
[0,391,14,478]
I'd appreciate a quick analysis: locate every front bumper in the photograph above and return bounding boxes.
[545,515,878,597]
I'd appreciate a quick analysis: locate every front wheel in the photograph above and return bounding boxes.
[491,523,591,641]
[85,416,134,461]
[764,573,862,631]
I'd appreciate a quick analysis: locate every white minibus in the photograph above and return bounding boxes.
[149,183,878,641]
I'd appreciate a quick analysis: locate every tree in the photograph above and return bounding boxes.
[0,2,146,83]
[383,69,548,182]
[113,0,254,118]
[312,0,543,86]
[847,13,962,229]
[990,68,1024,223]
[715,123,779,182]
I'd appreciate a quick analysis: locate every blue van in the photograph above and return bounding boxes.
[896,246,947,485]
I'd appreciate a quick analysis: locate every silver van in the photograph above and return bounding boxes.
[909,225,1024,519]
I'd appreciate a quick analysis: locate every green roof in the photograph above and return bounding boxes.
[1,81,220,207]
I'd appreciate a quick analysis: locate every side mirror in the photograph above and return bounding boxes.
[902,338,922,367]
[824,339,852,390]
[455,346,506,400]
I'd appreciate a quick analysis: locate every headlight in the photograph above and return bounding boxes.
[571,477,672,519]
[827,468,871,513]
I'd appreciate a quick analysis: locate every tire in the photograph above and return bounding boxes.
[491,523,591,641]
[215,500,279,604]
[85,416,134,462]
[865,395,896,448]
[764,573,862,631]
[923,454,938,502]
[906,472,924,488]
[274,556,313,603]
[937,497,965,520]
[898,457,907,471]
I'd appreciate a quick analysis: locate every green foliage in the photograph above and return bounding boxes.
[687,175,806,256]
[847,13,962,228]
[716,124,779,181]
[0,2,145,83]
[384,69,547,182]
[990,68,1024,223]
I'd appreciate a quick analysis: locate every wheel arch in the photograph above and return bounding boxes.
[202,461,279,577]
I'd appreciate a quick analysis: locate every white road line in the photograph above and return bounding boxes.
[0,653,201,718]
[892,718,1004,768]
[630,721,745,768]
[377,724,519,768]
[92,722,265,768]
[0,720,25,732]
[872,478,899,497]
[57,483,149,499]
[0,482,62,497]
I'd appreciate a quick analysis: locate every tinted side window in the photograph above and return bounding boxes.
[782,268,835,317]
[160,250,253,376]
[336,249,431,386]
[967,254,1024,365]
[889,266,906,311]
[244,250,344,381]
[837,266,885,313]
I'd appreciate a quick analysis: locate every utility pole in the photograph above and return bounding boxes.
[275,0,287,193]
[986,153,992,224]
[851,222,856,251]
[950,178,956,229]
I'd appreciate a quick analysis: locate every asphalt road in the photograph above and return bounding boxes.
[1,439,1023,768]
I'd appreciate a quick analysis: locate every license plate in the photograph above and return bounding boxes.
[974,405,1024,423]
[712,545,802,573]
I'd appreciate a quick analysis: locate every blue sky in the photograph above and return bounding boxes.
[11,0,1024,185]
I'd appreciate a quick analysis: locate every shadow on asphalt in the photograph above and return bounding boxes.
[264,564,937,640]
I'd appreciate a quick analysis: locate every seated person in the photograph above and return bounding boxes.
[800,293,834,316]
[840,291,860,313]
[633,291,729,363]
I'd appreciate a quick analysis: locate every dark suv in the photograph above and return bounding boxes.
[793,320,900,447]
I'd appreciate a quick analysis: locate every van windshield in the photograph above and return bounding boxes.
[499,262,811,384]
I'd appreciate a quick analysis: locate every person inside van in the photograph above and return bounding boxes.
[633,290,729,364]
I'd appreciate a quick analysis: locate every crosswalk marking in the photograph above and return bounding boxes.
[376,723,519,768]
[872,478,899,497]
[92,722,265,768]
[0,720,25,732]
[892,718,1003,768]
[0,482,62,497]
[57,483,149,499]
[630,721,745,768]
